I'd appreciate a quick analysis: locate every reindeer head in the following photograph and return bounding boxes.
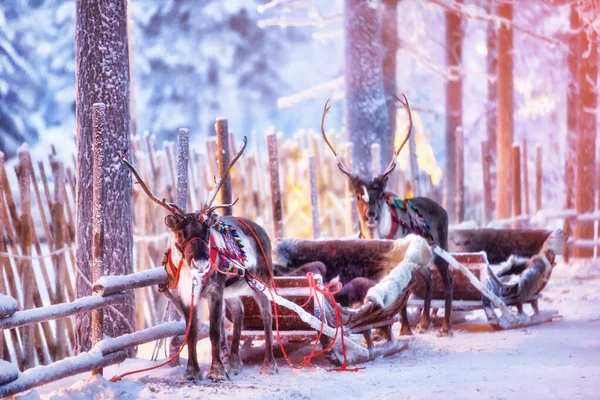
[320,95,412,238]
[118,137,247,276]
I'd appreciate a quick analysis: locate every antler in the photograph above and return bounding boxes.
[379,93,413,180]
[321,99,353,178]
[118,150,185,216]
[201,136,248,214]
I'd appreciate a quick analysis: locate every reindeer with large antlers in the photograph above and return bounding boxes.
[119,137,278,381]
[321,95,454,336]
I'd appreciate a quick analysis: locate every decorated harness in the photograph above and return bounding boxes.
[160,221,250,291]
[383,193,434,242]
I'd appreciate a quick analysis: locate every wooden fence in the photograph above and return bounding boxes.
[0,268,182,398]
[0,122,598,373]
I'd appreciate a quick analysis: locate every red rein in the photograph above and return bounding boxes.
[233,217,363,373]
[113,218,362,382]
[109,278,198,383]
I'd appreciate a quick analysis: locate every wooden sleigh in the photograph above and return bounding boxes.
[230,274,415,366]
[407,251,558,329]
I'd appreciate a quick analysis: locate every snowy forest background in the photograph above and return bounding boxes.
[0,0,595,218]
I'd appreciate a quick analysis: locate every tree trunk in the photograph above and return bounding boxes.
[445,0,464,223]
[566,4,580,212]
[75,0,134,355]
[486,2,498,215]
[573,23,597,258]
[344,0,389,178]
[494,2,514,220]
[382,0,398,167]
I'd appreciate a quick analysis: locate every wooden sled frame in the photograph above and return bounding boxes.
[431,247,559,330]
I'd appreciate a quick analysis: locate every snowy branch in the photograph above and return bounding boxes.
[277,76,344,108]
[429,0,566,49]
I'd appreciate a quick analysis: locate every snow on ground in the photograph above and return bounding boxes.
[16,260,600,400]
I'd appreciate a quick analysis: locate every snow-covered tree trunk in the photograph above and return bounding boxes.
[381,0,398,166]
[344,0,388,178]
[565,4,580,216]
[75,0,134,355]
[486,1,497,215]
[573,23,597,258]
[494,1,514,220]
[445,1,464,224]
[91,103,106,376]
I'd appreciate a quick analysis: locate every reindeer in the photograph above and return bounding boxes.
[119,137,278,381]
[320,95,453,336]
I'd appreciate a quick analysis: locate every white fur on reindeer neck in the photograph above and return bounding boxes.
[365,234,433,309]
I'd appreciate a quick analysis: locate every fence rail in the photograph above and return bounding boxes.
[0,267,178,398]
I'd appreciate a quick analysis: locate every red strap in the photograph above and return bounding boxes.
[165,250,184,290]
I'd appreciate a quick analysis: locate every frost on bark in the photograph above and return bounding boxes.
[573,21,597,258]
[445,0,464,223]
[75,0,134,355]
[381,0,398,166]
[494,2,514,220]
[486,1,498,213]
[344,0,389,178]
[566,4,580,212]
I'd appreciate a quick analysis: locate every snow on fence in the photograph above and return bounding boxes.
[0,267,185,398]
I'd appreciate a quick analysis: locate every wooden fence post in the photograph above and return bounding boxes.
[481,141,493,225]
[215,118,232,215]
[309,155,320,239]
[455,127,464,223]
[564,151,574,262]
[344,143,358,236]
[15,145,35,370]
[91,103,106,376]
[267,131,284,240]
[535,145,542,212]
[408,125,419,196]
[522,139,530,216]
[511,144,522,228]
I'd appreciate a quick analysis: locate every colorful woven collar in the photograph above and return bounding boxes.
[383,193,434,242]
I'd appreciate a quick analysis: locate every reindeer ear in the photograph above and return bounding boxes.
[376,175,390,189]
[202,211,218,227]
[164,214,181,230]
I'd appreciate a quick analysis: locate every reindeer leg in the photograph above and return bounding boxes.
[207,288,230,381]
[220,301,230,366]
[226,298,244,375]
[531,299,540,315]
[182,305,202,381]
[416,267,432,333]
[437,255,453,337]
[399,304,413,336]
[253,290,278,374]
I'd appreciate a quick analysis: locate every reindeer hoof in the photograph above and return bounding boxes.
[183,368,203,381]
[415,319,431,334]
[399,325,413,336]
[228,354,243,375]
[260,360,278,375]
[207,365,230,382]
[437,326,453,337]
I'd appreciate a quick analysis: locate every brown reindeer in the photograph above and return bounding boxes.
[119,137,277,381]
[320,95,454,336]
